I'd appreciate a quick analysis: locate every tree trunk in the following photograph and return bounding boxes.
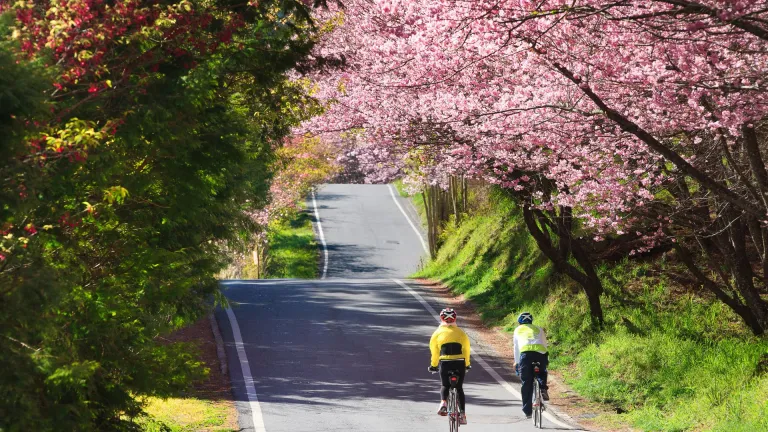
[423,184,436,258]
[523,205,605,327]
[253,248,261,279]
[462,177,468,213]
[451,176,460,226]
[423,182,457,258]
[721,212,768,334]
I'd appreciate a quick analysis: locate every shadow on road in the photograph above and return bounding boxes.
[323,243,395,276]
[221,280,516,410]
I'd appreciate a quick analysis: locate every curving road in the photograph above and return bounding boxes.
[217,184,580,431]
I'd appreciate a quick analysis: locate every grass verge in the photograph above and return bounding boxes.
[141,397,235,432]
[263,209,319,279]
[413,189,768,431]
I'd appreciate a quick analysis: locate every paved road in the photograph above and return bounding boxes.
[311,184,427,278]
[217,184,579,431]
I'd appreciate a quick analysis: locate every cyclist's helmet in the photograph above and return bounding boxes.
[440,308,457,323]
[517,312,533,324]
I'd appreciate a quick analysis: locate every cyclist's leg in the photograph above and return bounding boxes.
[532,351,550,401]
[440,360,466,411]
[456,364,466,413]
[457,368,468,425]
[436,361,452,415]
[519,352,534,416]
[438,361,451,402]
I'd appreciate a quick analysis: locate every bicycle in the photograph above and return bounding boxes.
[446,370,461,432]
[430,365,468,431]
[531,361,545,428]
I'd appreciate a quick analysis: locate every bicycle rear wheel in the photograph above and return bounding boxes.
[449,389,458,432]
[454,388,462,430]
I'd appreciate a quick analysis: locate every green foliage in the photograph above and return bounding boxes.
[0,2,322,429]
[393,179,410,197]
[0,35,50,227]
[415,190,768,431]
[262,210,318,279]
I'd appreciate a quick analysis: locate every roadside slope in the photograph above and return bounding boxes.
[414,190,768,432]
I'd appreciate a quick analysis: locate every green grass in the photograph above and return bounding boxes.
[413,189,768,431]
[264,210,319,279]
[139,397,237,432]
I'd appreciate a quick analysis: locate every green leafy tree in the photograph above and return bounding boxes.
[0,1,325,429]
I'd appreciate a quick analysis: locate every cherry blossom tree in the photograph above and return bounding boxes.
[299,0,768,333]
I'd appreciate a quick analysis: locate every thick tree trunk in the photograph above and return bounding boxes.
[523,205,605,327]
[551,60,768,335]
[742,124,768,211]
[720,213,768,334]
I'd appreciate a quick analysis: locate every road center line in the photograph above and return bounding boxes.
[392,278,575,430]
[387,184,429,254]
[311,190,329,279]
[225,305,267,432]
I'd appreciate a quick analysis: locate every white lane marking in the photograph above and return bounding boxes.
[225,305,267,432]
[387,184,429,254]
[311,190,329,279]
[395,278,440,318]
[392,279,575,430]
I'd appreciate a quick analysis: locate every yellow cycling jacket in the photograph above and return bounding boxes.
[430,324,471,368]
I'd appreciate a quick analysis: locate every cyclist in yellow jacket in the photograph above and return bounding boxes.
[513,312,549,418]
[428,308,471,425]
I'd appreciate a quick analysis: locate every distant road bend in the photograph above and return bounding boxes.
[216,184,581,431]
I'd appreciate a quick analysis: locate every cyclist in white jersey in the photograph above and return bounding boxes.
[513,312,549,418]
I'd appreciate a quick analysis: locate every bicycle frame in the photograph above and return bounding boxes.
[447,371,461,431]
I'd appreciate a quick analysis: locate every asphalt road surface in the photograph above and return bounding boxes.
[217,184,580,431]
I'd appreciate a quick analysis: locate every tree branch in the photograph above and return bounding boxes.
[551,61,765,218]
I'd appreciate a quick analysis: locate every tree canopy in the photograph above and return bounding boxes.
[0,0,322,429]
[300,0,768,334]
